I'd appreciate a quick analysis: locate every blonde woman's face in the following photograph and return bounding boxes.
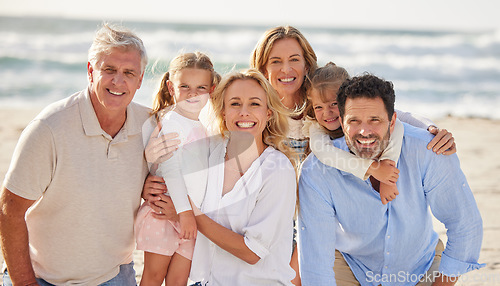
[265,38,307,102]
[223,79,272,143]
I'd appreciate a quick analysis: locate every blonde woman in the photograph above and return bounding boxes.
[250,26,318,285]
[251,25,318,163]
[147,69,297,285]
[186,69,296,285]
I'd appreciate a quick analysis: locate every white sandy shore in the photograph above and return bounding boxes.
[0,108,499,285]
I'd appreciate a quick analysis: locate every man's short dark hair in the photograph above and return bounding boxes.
[337,74,395,120]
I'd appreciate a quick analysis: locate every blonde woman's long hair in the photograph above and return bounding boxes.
[210,69,294,162]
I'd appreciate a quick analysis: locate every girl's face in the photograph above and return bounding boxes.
[264,38,307,102]
[168,68,212,120]
[223,79,272,145]
[309,87,341,131]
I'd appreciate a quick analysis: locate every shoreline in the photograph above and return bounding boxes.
[1,108,499,285]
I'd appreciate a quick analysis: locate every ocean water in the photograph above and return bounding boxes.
[1,16,500,119]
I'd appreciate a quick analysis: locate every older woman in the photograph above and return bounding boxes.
[251,26,318,162]
[250,26,317,285]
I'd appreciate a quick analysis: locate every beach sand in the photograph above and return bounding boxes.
[0,108,499,285]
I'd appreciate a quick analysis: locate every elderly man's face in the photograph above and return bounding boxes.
[341,97,396,160]
[87,48,144,115]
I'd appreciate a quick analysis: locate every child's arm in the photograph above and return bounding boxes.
[304,119,374,180]
[178,210,197,240]
[396,109,434,129]
[157,117,196,238]
[305,118,401,185]
[378,118,404,163]
[396,109,456,155]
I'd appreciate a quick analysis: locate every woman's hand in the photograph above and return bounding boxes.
[427,126,457,155]
[149,193,179,222]
[141,174,167,202]
[145,124,181,165]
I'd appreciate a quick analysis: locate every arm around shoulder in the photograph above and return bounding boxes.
[306,119,373,180]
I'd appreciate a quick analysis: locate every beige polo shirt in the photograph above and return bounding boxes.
[3,88,150,285]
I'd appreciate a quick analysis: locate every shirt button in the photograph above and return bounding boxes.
[385,266,388,269]
[387,235,391,239]
[386,252,390,255]
[301,227,305,230]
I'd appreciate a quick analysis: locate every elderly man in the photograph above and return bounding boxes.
[0,24,151,285]
[298,74,484,286]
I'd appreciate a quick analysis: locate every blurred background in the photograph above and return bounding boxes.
[1,0,500,119]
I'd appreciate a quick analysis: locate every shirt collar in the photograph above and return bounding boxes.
[79,87,142,138]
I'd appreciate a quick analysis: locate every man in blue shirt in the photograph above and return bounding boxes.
[298,74,484,286]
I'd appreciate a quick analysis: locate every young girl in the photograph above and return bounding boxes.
[304,62,455,204]
[135,52,217,286]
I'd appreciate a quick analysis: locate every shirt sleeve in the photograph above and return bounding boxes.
[298,159,339,285]
[241,156,297,260]
[3,119,55,201]
[379,118,404,164]
[423,152,485,276]
[396,109,434,129]
[157,117,191,214]
[306,119,373,180]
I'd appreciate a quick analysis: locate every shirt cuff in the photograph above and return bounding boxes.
[244,236,270,260]
[439,252,486,276]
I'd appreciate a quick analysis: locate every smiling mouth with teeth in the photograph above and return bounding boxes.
[237,122,256,128]
[108,90,124,96]
[325,118,338,123]
[279,77,295,83]
[356,138,376,145]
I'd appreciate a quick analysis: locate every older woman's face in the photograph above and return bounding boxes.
[223,79,271,144]
[264,38,307,102]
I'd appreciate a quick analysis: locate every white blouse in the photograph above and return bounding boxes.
[190,138,297,285]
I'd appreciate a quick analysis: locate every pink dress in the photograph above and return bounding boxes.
[135,111,209,259]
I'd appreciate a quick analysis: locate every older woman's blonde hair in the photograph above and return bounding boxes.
[250,26,318,110]
[210,69,293,161]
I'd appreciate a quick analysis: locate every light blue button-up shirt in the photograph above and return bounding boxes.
[298,123,484,286]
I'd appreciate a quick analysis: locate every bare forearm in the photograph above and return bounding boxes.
[0,215,37,284]
[195,214,260,264]
[0,188,37,285]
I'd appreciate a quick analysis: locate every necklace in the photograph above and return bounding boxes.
[225,153,245,177]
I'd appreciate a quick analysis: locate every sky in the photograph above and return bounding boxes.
[1,0,499,32]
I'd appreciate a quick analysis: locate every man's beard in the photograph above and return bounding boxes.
[345,126,391,160]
